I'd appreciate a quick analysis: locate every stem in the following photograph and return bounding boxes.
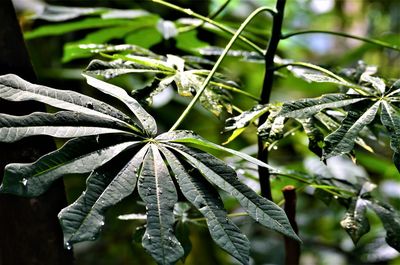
[178,0,231,33]
[169,6,274,132]
[152,0,273,55]
[257,0,286,201]
[281,30,400,51]
[282,186,300,265]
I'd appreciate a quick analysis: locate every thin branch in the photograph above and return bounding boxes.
[281,30,400,51]
[169,6,274,131]
[152,0,272,55]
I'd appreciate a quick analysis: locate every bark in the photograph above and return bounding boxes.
[0,1,73,264]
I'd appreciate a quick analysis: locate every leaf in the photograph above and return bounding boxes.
[125,27,163,48]
[156,130,275,170]
[224,104,268,144]
[166,143,300,242]
[0,134,139,197]
[368,200,400,251]
[161,147,250,264]
[258,104,285,145]
[340,197,370,244]
[25,15,158,39]
[85,59,167,79]
[175,31,209,53]
[360,72,386,94]
[298,118,324,157]
[323,101,380,159]
[0,74,131,125]
[137,145,184,265]
[0,111,134,142]
[83,74,157,136]
[63,42,158,63]
[33,5,106,22]
[58,144,148,246]
[380,101,400,171]
[279,94,366,119]
[174,70,232,117]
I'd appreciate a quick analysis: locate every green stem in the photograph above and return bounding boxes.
[258,0,286,201]
[169,6,274,132]
[281,30,400,51]
[152,0,272,55]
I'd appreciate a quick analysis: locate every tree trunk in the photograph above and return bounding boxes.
[0,1,74,264]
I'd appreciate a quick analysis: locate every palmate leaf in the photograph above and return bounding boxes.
[161,147,250,265]
[0,74,300,264]
[137,144,184,265]
[0,111,133,142]
[85,55,237,117]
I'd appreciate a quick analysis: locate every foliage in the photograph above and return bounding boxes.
[1,0,400,264]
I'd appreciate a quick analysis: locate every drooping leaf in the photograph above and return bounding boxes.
[0,111,134,142]
[380,101,400,171]
[156,130,275,170]
[340,196,370,244]
[323,101,380,159]
[258,104,285,145]
[0,134,138,197]
[58,144,148,246]
[279,94,366,119]
[161,147,250,264]
[297,117,324,156]
[166,143,300,242]
[0,74,131,125]
[360,72,386,95]
[137,145,184,265]
[368,200,400,251]
[83,74,157,136]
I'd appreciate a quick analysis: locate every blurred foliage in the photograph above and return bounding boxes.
[13,0,400,264]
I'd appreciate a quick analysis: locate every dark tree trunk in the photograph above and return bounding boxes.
[0,1,74,264]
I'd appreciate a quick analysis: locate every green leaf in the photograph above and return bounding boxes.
[85,59,167,79]
[0,111,134,142]
[380,101,400,171]
[0,134,139,197]
[161,147,250,264]
[166,143,300,242]
[0,74,131,125]
[83,74,157,136]
[25,15,158,39]
[368,200,400,251]
[360,72,386,94]
[59,144,148,246]
[176,31,209,53]
[258,104,285,145]
[323,101,380,159]
[137,144,184,265]
[279,94,366,119]
[156,130,275,170]
[125,27,163,48]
